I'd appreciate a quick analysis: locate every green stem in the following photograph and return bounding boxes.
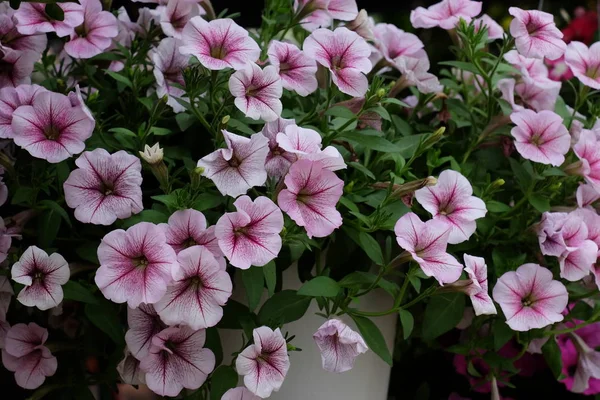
[402,286,437,309]
[355,266,387,297]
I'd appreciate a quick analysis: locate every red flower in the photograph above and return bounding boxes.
[562,8,598,45]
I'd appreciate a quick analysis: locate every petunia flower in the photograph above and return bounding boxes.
[574,132,600,192]
[0,276,13,322]
[95,222,179,308]
[547,56,574,82]
[12,91,94,163]
[151,37,188,113]
[260,117,298,179]
[63,0,119,59]
[393,52,443,94]
[345,9,374,41]
[326,0,358,21]
[394,212,463,285]
[498,77,561,112]
[559,330,600,394]
[410,0,482,30]
[158,0,200,39]
[68,85,95,123]
[537,212,571,257]
[462,255,497,316]
[294,0,331,31]
[577,184,600,208]
[125,303,166,361]
[11,246,69,311]
[64,149,143,225]
[473,14,504,41]
[568,332,600,393]
[216,196,284,269]
[267,40,318,97]
[0,84,47,139]
[492,263,569,331]
[117,349,145,385]
[1,323,57,390]
[508,7,566,60]
[503,50,553,83]
[0,46,37,89]
[155,246,232,329]
[0,14,47,55]
[180,17,260,70]
[565,42,600,90]
[140,326,216,397]
[560,239,598,282]
[313,319,368,373]
[372,23,424,65]
[229,63,283,122]
[222,387,261,400]
[236,326,290,398]
[509,109,570,166]
[14,2,84,37]
[278,159,344,238]
[414,169,487,244]
[303,27,372,97]
[197,130,269,198]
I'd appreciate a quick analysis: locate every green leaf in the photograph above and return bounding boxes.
[439,60,481,75]
[38,208,61,248]
[137,97,154,111]
[493,319,514,351]
[76,241,100,264]
[325,106,356,119]
[486,200,511,213]
[11,186,36,206]
[338,271,398,297]
[108,127,137,137]
[227,118,256,135]
[26,384,68,400]
[421,293,465,340]
[85,302,124,344]
[542,338,563,379]
[205,327,223,368]
[395,134,426,158]
[381,98,409,108]
[63,281,98,304]
[258,290,311,325]
[529,194,551,213]
[357,232,384,265]
[121,210,168,228]
[398,309,414,340]
[409,275,421,293]
[217,300,253,329]
[209,366,238,400]
[543,167,567,177]
[39,200,72,227]
[105,70,133,88]
[337,131,401,153]
[350,315,392,366]
[176,113,196,131]
[263,261,277,297]
[45,3,64,21]
[193,193,224,211]
[149,126,172,136]
[348,161,375,180]
[509,158,532,192]
[297,276,340,297]
[369,105,391,121]
[241,267,264,312]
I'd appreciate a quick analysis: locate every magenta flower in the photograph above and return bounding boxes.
[236,326,290,398]
[0,84,46,139]
[492,263,568,331]
[373,23,424,64]
[0,14,47,55]
[559,329,600,394]
[0,46,37,89]
[2,323,57,390]
[197,130,269,198]
[159,209,223,262]
[11,246,69,311]
[508,7,566,60]
[313,319,368,373]
[474,14,504,40]
[410,0,482,30]
[14,2,84,37]
[267,41,318,97]
[278,159,344,238]
[117,349,145,385]
[159,0,200,39]
[216,196,283,269]
[261,117,298,179]
[12,91,94,163]
[565,42,600,90]
[95,222,178,308]
[574,132,600,192]
[510,109,570,166]
[414,170,487,244]
[155,246,232,329]
[394,212,462,285]
[180,17,260,70]
[222,387,261,400]
[64,149,143,225]
[63,0,118,59]
[125,303,166,361]
[229,63,283,122]
[303,27,372,97]
[140,326,215,397]
[463,255,496,316]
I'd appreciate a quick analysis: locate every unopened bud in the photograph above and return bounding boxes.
[194,166,205,175]
[564,160,584,176]
[221,115,230,125]
[422,126,445,148]
[376,88,386,99]
[139,143,163,165]
[437,279,476,294]
[490,178,505,189]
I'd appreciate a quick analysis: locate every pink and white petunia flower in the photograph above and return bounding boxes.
[180,17,260,70]
[410,0,482,30]
[577,184,600,208]
[125,303,166,361]
[278,159,344,238]
[14,2,84,37]
[95,222,179,308]
[267,41,318,97]
[11,246,69,311]
[537,212,571,257]
[372,23,424,65]
[303,27,372,97]
[414,169,487,244]
[0,14,47,54]
[155,246,232,329]
[462,255,496,316]
[222,387,261,400]
[216,196,284,269]
[117,349,145,385]
[63,0,119,59]
[394,212,462,284]
[68,85,95,123]
[473,14,504,41]
[261,117,298,179]
[498,77,561,112]
[64,149,143,225]
[294,0,331,31]
[151,37,188,113]
[503,50,553,84]
[559,239,598,282]
[394,52,443,94]
[574,132,600,192]
[1,323,57,390]
[236,326,290,398]
[229,63,283,122]
[509,109,570,166]
[0,46,37,89]
[508,7,566,60]
[326,0,358,21]
[568,332,600,393]
[0,276,13,322]
[140,326,215,397]
[313,319,368,373]
[558,208,600,281]
[565,42,600,90]
[492,263,569,331]
[158,0,200,39]
[0,84,47,139]
[197,130,269,198]
[12,91,94,163]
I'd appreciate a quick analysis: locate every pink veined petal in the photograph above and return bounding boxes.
[508,7,566,60]
[326,0,358,21]
[410,0,482,30]
[276,125,322,155]
[267,40,318,97]
[222,387,261,400]
[117,350,145,385]
[159,0,200,40]
[11,348,57,390]
[4,323,48,358]
[313,319,368,373]
[125,303,166,361]
[565,41,600,90]
[559,240,598,281]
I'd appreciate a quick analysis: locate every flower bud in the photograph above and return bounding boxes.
[564,160,585,176]
[376,88,386,99]
[490,178,505,190]
[346,10,374,41]
[422,126,445,148]
[194,166,205,175]
[221,115,230,125]
[139,143,163,165]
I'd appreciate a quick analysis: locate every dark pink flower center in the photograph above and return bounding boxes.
[210,45,227,60]
[521,294,534,307]
[228,157,241,168]
[44,125,61,140]
[183,237,197,248]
